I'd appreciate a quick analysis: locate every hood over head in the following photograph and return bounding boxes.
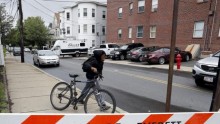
[93,50,106,61]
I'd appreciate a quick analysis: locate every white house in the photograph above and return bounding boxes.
[52,1,107,48]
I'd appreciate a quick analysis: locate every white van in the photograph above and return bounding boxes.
[51,40,89,57]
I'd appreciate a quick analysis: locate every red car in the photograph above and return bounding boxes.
[141,47,192,64]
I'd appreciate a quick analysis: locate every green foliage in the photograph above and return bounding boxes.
[0,5,13,46]
[0,67,9,113]
[24,17,51,49]
[5,28,19,47]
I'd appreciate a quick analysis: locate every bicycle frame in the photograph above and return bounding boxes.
[69,78,100,106]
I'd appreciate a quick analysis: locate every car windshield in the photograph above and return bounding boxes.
[14,47,20,51]
[154,49,163,52]
[213,51,220,57]
[131,47,142,52]
[120,45,128,50]
[38,51,55,56]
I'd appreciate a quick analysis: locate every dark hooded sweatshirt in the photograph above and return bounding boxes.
[83,50,105,79]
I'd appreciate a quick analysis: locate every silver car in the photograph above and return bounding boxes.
[33,50,60,67]
[192,50,220,86]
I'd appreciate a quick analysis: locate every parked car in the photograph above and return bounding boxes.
[110,43,144,60]
[142,47,192,64]
[192,50,220,86]
[31,49,37,54]
[88,43,120,57]
[33,50,60,67]
[13,47,21,56]
[127,46,159,62]
[24,48,31,52]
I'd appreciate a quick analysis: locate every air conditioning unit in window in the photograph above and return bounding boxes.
[152,8,158,12]
[197,0,208,3]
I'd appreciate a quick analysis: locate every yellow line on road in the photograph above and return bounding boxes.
[108,70,210,93]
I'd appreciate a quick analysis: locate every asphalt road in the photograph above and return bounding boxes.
[18,53,213,113]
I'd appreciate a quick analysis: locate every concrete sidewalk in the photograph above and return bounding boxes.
[5,54,126,113]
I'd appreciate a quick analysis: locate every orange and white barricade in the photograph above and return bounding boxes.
[0,112,220,124]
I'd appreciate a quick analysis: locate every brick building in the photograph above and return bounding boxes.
[107,0,220,53]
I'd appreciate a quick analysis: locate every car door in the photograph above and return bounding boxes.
[163,48,171,61]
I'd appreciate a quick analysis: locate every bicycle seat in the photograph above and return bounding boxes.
[69,74,79,78]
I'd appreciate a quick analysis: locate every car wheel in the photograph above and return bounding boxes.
[56,64,60,67]
[75,53,80,57]
[195,79,204,87]
[185,55,190,62]
[120,55,125,60]
[37,60,41,67]
[138,56,142,62]
[158,57,165,65]
[33,59,36,65]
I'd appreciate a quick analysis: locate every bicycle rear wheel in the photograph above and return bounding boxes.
[84,89,116,113]
[50,82,73,110]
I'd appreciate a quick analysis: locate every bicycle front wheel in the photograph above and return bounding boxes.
[84,89,116,113]
[50,82,73,110]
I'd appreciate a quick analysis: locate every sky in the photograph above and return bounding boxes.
[1,0,107,26]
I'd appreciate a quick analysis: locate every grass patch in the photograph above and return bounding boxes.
[0,67,9,113]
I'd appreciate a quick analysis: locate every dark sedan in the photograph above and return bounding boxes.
[142,47,192,64]
[127,46,159,62]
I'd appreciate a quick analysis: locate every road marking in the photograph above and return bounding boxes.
[106,70,211,93]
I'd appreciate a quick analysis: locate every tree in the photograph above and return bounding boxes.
[5,28,19,46]
[24,16,51,49]
[0,4,13,45]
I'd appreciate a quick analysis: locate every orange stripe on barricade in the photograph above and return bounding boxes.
[142,114,173,123]
[21,115,64,124]
[185,113,213,124]
[88,115,124,124]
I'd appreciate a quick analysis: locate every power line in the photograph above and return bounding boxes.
[33,0,55,13]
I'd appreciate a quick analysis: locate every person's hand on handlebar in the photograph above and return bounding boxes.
[91,67,97,73]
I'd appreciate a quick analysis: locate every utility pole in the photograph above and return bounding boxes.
[18,0,24,63]
[165,0,179,112]
[210,55,220,111]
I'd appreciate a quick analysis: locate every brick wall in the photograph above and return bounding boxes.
[107,0,220,52]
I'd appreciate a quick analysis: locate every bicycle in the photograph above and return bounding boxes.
[50,73,116,113]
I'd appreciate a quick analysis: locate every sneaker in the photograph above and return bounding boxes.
[78,100,84,104]
[101,105,110,111]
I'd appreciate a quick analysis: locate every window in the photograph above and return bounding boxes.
[102,26,106,35]
[118,8,123,18]
[67,27,70,34]
[193,21,204,38]
[152,0,158,12]
[92,9,95,17]
[219,27,220,37]
[78,25,80,33]
[78,9,80,17]
[83,24,87,33]
[138,0,145,13]
[100,45,106,48]
[118,29,122,39]
[92,25,95,34]
[80,43,85,47]
[102,41,105,44]
[137,26,143,38]
[66,12,70,20]
[92,40,95,47]
[102,11,106,19]
[128,27,132,38]
[129,3,133,14]
[83,8,87,17]
[150,26,156,38]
